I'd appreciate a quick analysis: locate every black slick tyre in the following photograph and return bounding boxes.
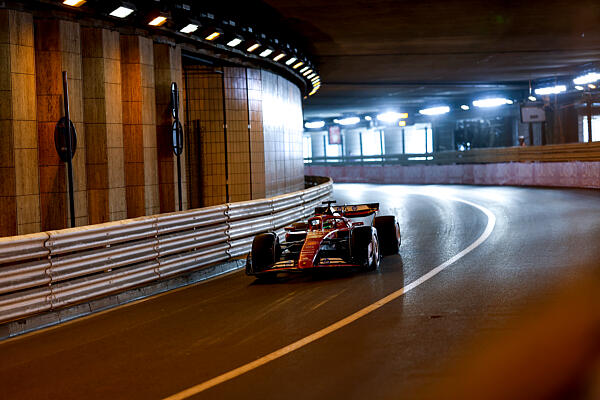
[373,215,401,256]
[351,226,380,271]
[249,233,281,277]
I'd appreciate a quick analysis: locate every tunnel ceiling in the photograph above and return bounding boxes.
[261,0,600,118]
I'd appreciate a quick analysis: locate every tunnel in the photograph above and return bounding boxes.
[0,1,599,399]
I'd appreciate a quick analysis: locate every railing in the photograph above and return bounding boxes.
[305,141,600,165]
[0,177,332,325]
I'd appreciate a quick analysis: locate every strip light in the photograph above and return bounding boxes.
[205,31,221,41]
[419,106,450,116]
[573,72,600,85]
[285,57,297,66]
[259,49,273,57]
[534,85,566,95]
[333,116,360,126]
[472,98,513,108]
[292,61,304,69]
[109,6,134,18]
[63,0,86,6]
[247,43,260,52]
[304,121,325,129]
[377,112,406,123]
[180,24,198,34]
[227,38,242,47]
[273,53,285,62]
[149,16,167,26]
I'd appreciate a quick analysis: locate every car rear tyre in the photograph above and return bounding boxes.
[249,233,281,276]
[373,215,401,256]
[351,226,380,271]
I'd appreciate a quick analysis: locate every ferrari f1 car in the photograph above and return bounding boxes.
[246,201,401,278]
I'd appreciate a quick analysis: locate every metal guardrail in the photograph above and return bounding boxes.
[0,177,333,324]
[305,141,600,165]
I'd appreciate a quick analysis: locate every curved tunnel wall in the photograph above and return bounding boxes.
[0,9,305,237]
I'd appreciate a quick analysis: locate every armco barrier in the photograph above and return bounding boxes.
[0,177,332,327]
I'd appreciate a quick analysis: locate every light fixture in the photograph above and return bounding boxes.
[273,53,286,62]
[333,116,360,126]
[246,43,260,52]
[300,66,309,73]
[534,85,566,95]
[259,48,273,57]
[418,106,450,116]
[292,61,304,69]
[148,16,167,26]
[573,72,600,85]
[63,0,86,6]
[304,121,325,129]
[589,84,597,89]
[205,31,221,41]
[180,24,199,34]
[575,85,585,91]
[377,111,406,123]
[528,95,537,101]
[285,57,297,66]
[109,5,134,18]
[399,120,407,127]
[460,105,470,110]
[307,73,316,79]
[302,69,313,77]
[227,38,242,47]
[364,116,372,121]
[472,98,513,108]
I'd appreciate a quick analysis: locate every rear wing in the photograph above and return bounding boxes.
[332,203,379,218]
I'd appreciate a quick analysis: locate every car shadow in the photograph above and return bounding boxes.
[249,254,404,285]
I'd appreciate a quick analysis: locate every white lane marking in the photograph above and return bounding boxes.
[162,196,496,400]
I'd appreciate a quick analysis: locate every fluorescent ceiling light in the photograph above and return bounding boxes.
[333,116,360,126]
[377,111,406,123]
[205,31,221,41]
[573,72,600,85]
[273,53,285,62]
[307,73,316,79]
[528,95,537,101]
[292,61,304,69]
[285,57,297,66]
[110,6,134,17]
[575,85,584,91]
[304,121,325,129]
[63,0,86,6]
[364,116,372,121]
[534,85,566,95]
[300,66,309,73]
[399,120,406,127]
[589,84,597,89]
[227,38,242,47]
[247,43,260,52]
[259,49,273,57]
[472,98,513,108]
[460,105,470,110]
[419,106,450,116]
[180,24,198,34]
[149,16,167,26]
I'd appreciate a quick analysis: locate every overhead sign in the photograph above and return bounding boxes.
[521,105,546,123]
[328,125,341,144]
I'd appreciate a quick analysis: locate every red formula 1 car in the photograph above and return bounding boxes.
[245,201,401,278]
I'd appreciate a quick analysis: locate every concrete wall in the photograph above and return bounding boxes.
[305,162,600,189]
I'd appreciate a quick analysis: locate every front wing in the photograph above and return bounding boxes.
[247,257,360,275]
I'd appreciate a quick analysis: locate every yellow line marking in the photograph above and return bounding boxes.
[162,196,496,400]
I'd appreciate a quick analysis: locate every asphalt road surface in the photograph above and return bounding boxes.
[1,184,599,399]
